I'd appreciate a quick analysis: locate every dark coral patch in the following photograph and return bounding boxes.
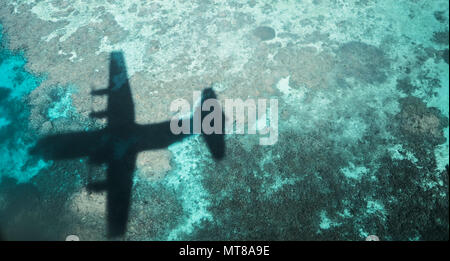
[441,49,449,64]
[396,77,417,94]
[253,26,276,41]
[432,30,449,45]
[434,11,448,23]
[336,41,390,84]
[394,96,448,147]
[0,87,11,101]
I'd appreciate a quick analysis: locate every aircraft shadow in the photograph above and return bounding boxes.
[29,52,225,238]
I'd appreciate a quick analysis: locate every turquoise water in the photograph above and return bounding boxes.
[0,26,50,184]
[0,1,448,241]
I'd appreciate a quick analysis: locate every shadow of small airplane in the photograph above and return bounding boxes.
[30,51,225,238]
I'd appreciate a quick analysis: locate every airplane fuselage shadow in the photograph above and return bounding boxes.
[29,51,225,238]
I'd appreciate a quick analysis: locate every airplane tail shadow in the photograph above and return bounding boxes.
[200,88,225,160]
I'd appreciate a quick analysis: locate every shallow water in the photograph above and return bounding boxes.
[0,0,448,241]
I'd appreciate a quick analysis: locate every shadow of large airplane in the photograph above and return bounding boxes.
[30,52,225,238]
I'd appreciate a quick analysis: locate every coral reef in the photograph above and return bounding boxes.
[0,0,448,240]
